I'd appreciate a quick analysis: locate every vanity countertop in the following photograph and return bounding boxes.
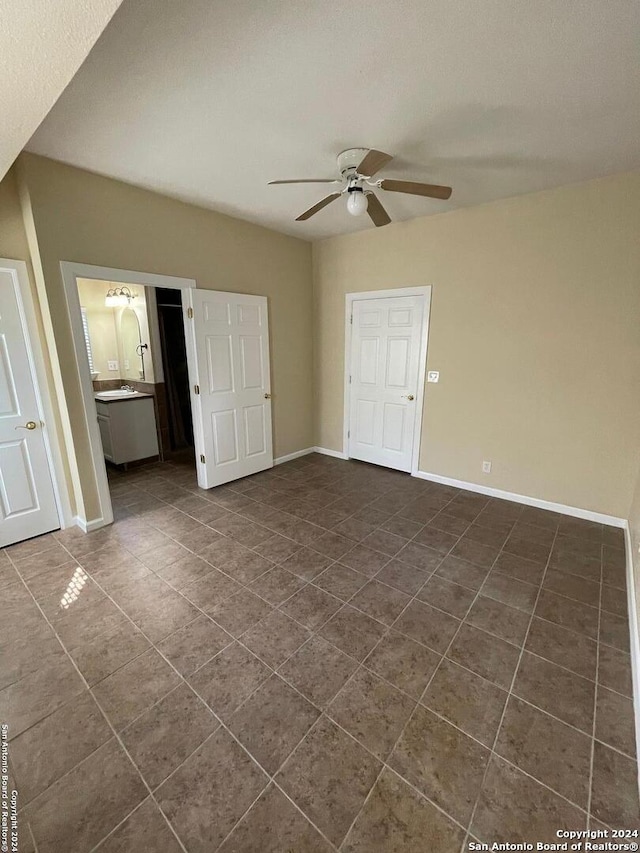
[94,390,154,402]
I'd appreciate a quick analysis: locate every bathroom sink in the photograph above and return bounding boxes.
[95,389,144,400]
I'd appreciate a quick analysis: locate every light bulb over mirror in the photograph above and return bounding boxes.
[105,285,136,308]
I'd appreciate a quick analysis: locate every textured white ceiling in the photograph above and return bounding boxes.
[27,0,640,239]
[1,0,124,181]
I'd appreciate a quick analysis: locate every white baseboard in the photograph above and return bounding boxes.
[274,448,315,465]
[73,515,107,533]
[314,446,349,460]
[623,522,640,785]
[413,470,625,528]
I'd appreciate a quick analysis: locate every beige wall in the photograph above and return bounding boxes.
[15,153,313,521]
[313,171,640,518]
[0,168,33,263]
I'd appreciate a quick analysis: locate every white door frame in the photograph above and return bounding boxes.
[343,286,432,476]
[60,261,199,530]
[0,258,72,530]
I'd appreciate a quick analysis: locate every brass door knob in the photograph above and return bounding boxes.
[16,421,37,431]
[264,393,272,399]
[403,395,415,401]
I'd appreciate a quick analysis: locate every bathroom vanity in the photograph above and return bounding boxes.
[95,390,159,465]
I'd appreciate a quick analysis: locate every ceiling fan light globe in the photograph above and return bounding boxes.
[347,189,368,216]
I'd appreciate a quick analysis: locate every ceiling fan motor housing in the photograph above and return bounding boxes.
[337,148,369,178]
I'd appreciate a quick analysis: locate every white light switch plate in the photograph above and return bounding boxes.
[108,360,119,371]
[427,371,440,383]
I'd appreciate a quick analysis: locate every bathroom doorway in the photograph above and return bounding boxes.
[75,274,199,520]
[62,261,274,531]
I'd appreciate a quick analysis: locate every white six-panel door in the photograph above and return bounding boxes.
[348,295,425,472]
[191,290,273,488]
[0,265,60,546]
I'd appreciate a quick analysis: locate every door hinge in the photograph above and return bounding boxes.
[349,375,352,384]
[347,429,350,438]
[194,384,200,395]
[350,314,353,324]
[187,307,193,319]
[200,454,206,463]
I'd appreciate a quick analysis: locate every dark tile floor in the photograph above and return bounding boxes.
[1,453,637,852]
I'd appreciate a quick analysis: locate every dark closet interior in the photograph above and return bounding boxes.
[156,288,194,454]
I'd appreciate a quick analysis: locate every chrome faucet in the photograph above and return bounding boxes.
[120,384,134,392]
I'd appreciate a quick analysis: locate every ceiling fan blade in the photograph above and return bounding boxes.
[357,149,393,177]
[366,192,391,227]
[379,179,452,200]
[268,179,341,185]
[296,193,342,221]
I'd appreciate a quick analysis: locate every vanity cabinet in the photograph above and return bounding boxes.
[95,396,159,464]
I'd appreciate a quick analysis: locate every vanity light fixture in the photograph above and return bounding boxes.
[105,285,136,307]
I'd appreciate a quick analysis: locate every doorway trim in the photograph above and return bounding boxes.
[343,286,432,476]
[60,261,198,531]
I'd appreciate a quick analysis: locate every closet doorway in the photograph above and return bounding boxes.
[155,287,194,459]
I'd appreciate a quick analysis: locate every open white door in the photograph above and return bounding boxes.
[190,290,273,488]
[348,293,427,473]
[0,263,60,546]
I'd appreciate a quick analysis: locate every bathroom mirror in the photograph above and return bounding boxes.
[120,307,146,380]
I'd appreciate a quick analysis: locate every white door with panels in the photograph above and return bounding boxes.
[348,294,426,472]
[191,290,273,488]
[0,264,60,546]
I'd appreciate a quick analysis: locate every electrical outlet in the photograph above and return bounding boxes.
[107,360,119,371]
[427,371,440,383]
[482,460,492,474]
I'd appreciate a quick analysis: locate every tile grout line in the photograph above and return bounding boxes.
[27,819,39,853]
[87,795,171,853]
[208,723,342,853]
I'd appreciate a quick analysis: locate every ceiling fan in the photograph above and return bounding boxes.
[268,148,452,227]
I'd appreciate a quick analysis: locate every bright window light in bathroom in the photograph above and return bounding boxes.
[59,567,89,609]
